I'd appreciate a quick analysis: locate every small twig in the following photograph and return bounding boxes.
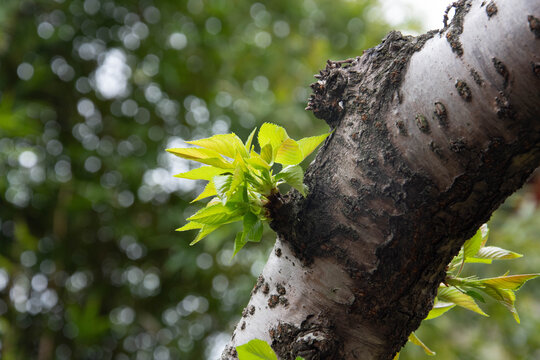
[326,57,360,69]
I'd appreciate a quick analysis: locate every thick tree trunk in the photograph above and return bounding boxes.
[222,0,540,359]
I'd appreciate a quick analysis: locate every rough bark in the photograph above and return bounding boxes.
[223,0,540,359]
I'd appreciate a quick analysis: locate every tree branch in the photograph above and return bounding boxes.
[223,1,540,358]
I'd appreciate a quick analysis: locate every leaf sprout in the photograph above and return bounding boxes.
[167,123,330,255]
[396,224,539,358]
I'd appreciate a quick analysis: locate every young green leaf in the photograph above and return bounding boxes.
[191,180,217,203]
[233,231,247,257]
[425,300,456,320]
[236,339,277,360]
[258,123,288,158]
[166,147,233,168]
[243,212,263,243]
[245,127,257,152]
[472,246,523,261]
[190,224,220,245]
[465,290,486,303]
[242,212,257,232]
[480,285,520,323]
[214,174,233,204]
[463,257,493,264]
[185,133,247,159]
[477,274,540,291]
[408,332,436,356]
[174,166,229,180]
[446,248,465,272]
[232,213,264,258]
[276,165,305,196]
[248,221,263,243]
[297,132,330,160]
[275,138,303,165]
[227,167,245,200]
[260,143,273,164]
[463,224,489,259]
[230,182,250,204]
[436,286,488,317]
[176,221,203,232]
[247,151,271,171]
[187,203,243,225]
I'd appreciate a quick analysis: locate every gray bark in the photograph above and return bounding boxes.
[223,0,540,359]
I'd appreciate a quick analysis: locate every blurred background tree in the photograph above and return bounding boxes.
[0,0,537,359]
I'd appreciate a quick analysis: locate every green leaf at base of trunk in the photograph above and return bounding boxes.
[236,339,277,360]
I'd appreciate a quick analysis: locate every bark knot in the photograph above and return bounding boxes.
[485,1,498,18]
[528,15,540,38]
[270,320,342,360]
[306,59,354,128]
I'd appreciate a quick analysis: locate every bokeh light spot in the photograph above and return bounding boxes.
[16,63,34,81]
[37,22,55,39]
[18,151,38,168]
[168,33,187,50]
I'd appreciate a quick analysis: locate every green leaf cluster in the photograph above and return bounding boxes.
[398,224,539,358]
[436,224,538,324]
[168,123,330,254]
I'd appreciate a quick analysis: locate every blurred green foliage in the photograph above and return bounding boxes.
[0,0,390,359]
[0,0,537,360]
